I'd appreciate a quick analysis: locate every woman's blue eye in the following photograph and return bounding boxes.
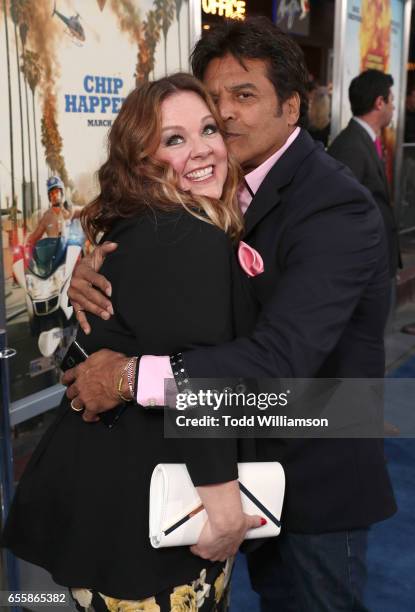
[166,134,183,146]
[203,124,218,135]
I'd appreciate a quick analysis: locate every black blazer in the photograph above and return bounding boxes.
[184,129,397,533]
[2,210,258,599]
[328,118,401,276]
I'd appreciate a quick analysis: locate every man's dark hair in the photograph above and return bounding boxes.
[349,69,393,116]
[191,17,309,127]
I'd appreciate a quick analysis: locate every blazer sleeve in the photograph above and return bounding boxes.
[182,190,388,380]
[102,212,239,486]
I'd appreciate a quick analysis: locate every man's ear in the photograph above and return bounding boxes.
[284,92,301,126]
[374,95,385,111]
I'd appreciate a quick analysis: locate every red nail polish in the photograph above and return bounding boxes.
[260,518,267,526]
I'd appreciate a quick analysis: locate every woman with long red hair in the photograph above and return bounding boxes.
[2,74,263,612]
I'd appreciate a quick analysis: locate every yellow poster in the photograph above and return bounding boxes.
[359,0,391,72]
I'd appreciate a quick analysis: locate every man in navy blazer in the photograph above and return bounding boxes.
[67,18,396,611]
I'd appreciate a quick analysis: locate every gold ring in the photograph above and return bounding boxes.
[76,307,84,313]
[71,399,84,412]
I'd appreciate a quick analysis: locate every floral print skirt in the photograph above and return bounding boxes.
[70,558,234,612]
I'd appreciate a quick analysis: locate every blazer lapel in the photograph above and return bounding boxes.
[243,129,318,238]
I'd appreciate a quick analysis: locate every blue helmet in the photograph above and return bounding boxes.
[46,175,64,195]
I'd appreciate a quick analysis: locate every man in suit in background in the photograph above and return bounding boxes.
[328,69,402,322]
[66,19,396,611]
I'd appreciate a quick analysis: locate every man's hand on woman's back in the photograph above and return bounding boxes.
[68,241,118,334]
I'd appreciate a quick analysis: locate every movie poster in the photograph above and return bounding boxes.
[275,0,310,36]
[341,0,405,182]
[0,0,194,402]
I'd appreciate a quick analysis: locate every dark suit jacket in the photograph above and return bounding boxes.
[184,129,396,533]
[328,118,401,276]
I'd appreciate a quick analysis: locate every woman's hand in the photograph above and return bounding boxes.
[68,242,118,335]
[191,512,264,562]
[190,480,265,562]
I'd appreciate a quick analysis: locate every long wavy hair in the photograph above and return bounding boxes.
[82,73,243,243]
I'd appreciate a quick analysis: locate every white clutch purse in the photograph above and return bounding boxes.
[149,462,285,548]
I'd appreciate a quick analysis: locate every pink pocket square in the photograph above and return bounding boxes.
[238,241,264,277]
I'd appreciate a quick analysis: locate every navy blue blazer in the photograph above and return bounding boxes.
[184,129,396,533]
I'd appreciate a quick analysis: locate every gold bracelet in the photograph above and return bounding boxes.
[127,357,138,399]
[117,360,132,403]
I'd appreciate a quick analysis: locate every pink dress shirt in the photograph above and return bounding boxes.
[136,127,301,406]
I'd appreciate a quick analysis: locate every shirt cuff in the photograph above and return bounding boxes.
[136,355,174,407]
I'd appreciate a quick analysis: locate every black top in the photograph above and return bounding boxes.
[308,123,331,148]
[2,209,258,599]
[404,109,415,143]
[328,118,402,276]
[183,129,396,533]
